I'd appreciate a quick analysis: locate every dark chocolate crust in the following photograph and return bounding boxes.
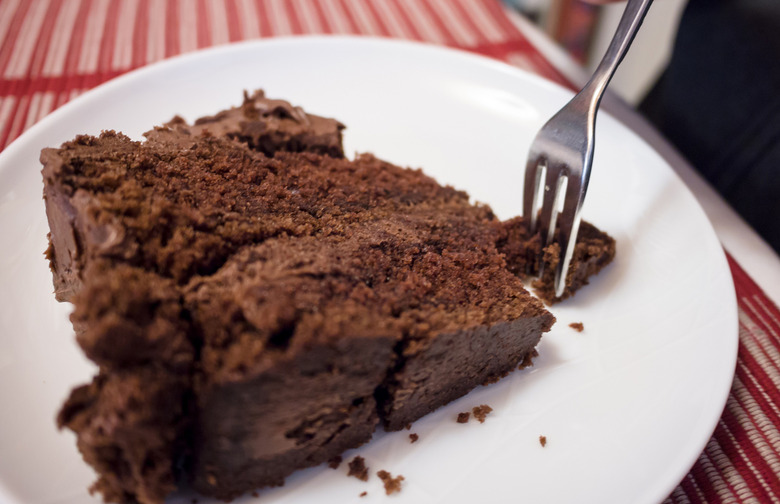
[43,92,614,504]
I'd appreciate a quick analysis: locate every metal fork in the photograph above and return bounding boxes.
[523,0,653,299]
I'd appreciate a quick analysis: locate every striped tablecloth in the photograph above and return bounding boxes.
[1,1,778,502]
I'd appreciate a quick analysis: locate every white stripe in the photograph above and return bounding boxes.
[455,0,505,44]
[666,484,691,504]
[267,0,292,35]
[42,0,82,76]
[207,0,230,45]
[146,0,167,63]
[371,0,414,39]
[5,95,29,146]
[237,0,261,38]
[37,92,56,122]
[731,376,780,476]
[77,0,111,73]
[343,0,380,35]
[745,296,780,371]
[755,295,780,336]
[428,0,477,46]
[319,0,351,34]
[292,0,323,35]
[739,357,780,433]
[739,310,780,390]
[699,441,741,502]
[0,97,17,145]
[0,0,23,59]
[179,0,198,53]
[718,414,778,501]
[704,436,746,503]
[396,0,445,44]
[23,93,42,131]
[111,0,138,70]
[4,0,50,78]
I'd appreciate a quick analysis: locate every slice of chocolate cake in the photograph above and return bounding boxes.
[43,93,613,504]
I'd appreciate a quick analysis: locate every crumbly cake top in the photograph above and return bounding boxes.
[46,125,550,386]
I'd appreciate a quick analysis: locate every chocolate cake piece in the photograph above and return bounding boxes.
[495,217,616,304]
[42,94,614,504]
[57,366,189,504]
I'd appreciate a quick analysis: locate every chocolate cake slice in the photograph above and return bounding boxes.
[43,93,614,504]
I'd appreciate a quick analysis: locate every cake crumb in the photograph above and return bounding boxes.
[377,470,404,495]
[569,322,584,332]
[328,455,342,469]
[251,491,259,497]
[457,412,470,423]
[539,435,547,447]
[347,456,369,481]
[359,491,367,497]
[404,423,412,430]
[472,404,493,423]
[518,349,539,370]
[409,433,419,443]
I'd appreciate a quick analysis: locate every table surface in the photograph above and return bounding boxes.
[0,1,778,503]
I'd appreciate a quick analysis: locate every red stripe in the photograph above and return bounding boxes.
[335,0,360,34]
[718,404,778,501]
[730,375,780,488]
[361,0,391,37]
[225,0,243,41]
[741,294,780,350]
[196,0,210,47]
[448,0,489,46]
[97,0,121,72]
[311,0,333,34]
[735,332,780,410]
[62,0,92,75]
[166,0,181,57]
[678,472,704,503]
[734,359,780,434]
[387,0,422,40]
[255,0,272,37]
[284,0,304,35]
[696,445,744,502]
[418,0,457,45]
[132,0,150,68]
[481,0,523,39]
[688,457,723,502]
[27,0,62,78]
[57,0,92,127]
[0,0,33,76]
[0,73,126,97]
[739,316,780,388]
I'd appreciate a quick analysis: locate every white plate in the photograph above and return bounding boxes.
[0,37,737,504]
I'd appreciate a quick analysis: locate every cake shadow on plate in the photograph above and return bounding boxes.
[43,90,614,504]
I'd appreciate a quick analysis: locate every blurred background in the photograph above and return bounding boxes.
[504,0,687,105]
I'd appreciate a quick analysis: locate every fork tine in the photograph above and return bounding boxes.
[523,154,544,233]
[535,167,563,278]
[552,181,584,298]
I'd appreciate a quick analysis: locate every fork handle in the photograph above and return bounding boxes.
[579,0,653,110]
